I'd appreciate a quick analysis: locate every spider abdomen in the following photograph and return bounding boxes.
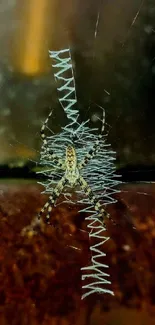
[66,146,77,167]
[65,145,79,186]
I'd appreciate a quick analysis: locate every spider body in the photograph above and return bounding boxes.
[65,146,79,186]
[36,109,111,225]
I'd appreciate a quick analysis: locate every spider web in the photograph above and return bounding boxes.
[37,47,120,300]
[37,0,153,299]
[38,48,120,207]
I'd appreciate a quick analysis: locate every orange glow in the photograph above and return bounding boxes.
[14,0,53,76]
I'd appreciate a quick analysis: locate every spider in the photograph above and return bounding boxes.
[37,108,112,227]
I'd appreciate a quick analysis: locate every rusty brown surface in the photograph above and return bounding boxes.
[0,181,155,324]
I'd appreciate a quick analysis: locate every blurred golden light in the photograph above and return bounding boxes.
[13,0,53,76]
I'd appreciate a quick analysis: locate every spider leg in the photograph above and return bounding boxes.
[78,108,105,170]
[41,109,65,169]
[41,147,65,169]
[21,176,67,236]
[78,176,118,227]
[78,176,109,226]
[38,176,67,224]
